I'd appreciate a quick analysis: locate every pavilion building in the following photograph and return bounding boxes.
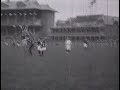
[1,0,56,37]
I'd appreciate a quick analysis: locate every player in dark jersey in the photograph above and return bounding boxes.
[27,38,34,56]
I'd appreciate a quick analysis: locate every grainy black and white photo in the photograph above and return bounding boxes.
[1,0,119,90]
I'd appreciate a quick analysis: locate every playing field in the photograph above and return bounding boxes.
[1,42,119,90]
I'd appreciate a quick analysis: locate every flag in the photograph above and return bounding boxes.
[89,0,96,7]
[90,0,96,6]
[22,26,34,41]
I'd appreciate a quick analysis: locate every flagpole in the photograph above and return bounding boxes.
[107,0,108,25]
[71,0,73,27]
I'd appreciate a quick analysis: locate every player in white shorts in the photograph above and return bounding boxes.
[37,40,42,56]
[83,39,88,48]
[65,38,72,53]
[21,36,28,46]
[37,39,46,56]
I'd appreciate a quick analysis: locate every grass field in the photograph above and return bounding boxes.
[1,42,119,90]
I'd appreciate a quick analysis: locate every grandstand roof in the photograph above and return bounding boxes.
[1,0,56,12]
[73,15,119,25]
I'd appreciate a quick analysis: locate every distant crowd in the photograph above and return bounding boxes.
[1,26,119,56]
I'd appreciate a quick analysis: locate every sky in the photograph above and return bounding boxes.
[1,0,119,21]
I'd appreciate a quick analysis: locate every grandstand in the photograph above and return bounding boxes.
[51,15,119,42]
[1,0,56,37]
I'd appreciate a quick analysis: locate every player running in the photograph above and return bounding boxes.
[37,38,42,56]
[65,38,72,54]
[37,38,47,56]
[83,39,88,48]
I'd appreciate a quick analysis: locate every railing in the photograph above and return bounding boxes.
[51,27,104,34]
[49,36,107,42]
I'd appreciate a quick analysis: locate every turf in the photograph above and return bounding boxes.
[1,42,119,90]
